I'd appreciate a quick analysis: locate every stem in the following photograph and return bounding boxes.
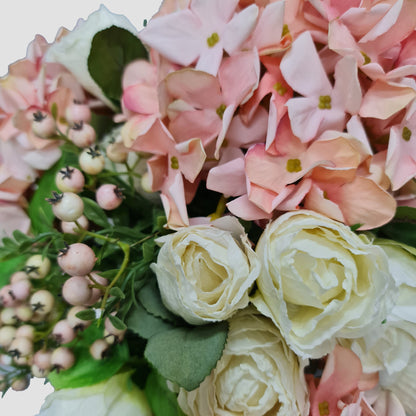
[99,242,130,318]
[209,195,227,220]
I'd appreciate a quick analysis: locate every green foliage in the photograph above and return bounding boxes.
[48,325,129,389]
[144,322,228,391]
[377,206,416,248]
[0,255,26,288]
[28,153,77,234]
[127,303,175,340]
[145,371,186,416]
[82,197,110,228]
[108,314,127,331]
[88,26,148,108]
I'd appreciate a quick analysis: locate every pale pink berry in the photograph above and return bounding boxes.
[51,347,75,371]
[58,243,96,276]
[96,184,124,210]
[89,339,109,360]
[66,306,92,330]
[68,122,96,148]
[55,166,85,193]
[0,285,18,307]
[104,317,126,343]
[16,325,35,340]
[140,171,153,193]
[11,376,30,391]
[15,305,34,322]
[34,350,52,371]
[10,279,32,301]
[32,364,49,378]
[62,276,92,306]
[61,214,89,234]
[0,326,17,349]
[31,111,56,138]
[65,101,91,124]
[52,320,76,344]
[106,141,129,163]
[79,146,105,175]
[30,290,55,315]
[1,308,18,325]
[8,336,33,359]
[47,191,84,222]
[9,271,28,284]
[25,254,51,279]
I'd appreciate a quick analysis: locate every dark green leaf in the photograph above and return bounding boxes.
[47,324,129,389]
[145,371,186,416]
[75,309,96,321]
[108,314,127,331]
[350,223,363,232]
[88,26,148,107]
[138,279,178,323]
[127,303,175,340]
[95,269,118,280]
[109,287,125,299]
[394,206,416,221]
[144,322,228,391]
[12,230,30,244]
[81,198,110,228]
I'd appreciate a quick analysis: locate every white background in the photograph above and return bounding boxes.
[0,1,161,415]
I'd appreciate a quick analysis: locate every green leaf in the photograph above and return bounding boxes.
[47,324,129,389]
[145,371,186,416]
[75,309,96,321]
[350,223,363,232]
[142,240,156,263]
[144,322,228,391]
[109,287,125,299]
[0,256,26,288]
[81,198,110,228]
[108,314,127,331]
[28,152,77,234]
[88,26,148,107]
[138,279,178,323]
[127,303,175,340]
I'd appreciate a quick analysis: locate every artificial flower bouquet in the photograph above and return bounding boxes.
[1,0,416,415]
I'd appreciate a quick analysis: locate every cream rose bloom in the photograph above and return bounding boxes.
[177,308,309,416]
[37,372,152,416]
[151,217,260,325]
[252,210,396,359]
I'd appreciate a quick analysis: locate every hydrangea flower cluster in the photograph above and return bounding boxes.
[1,1,416,416]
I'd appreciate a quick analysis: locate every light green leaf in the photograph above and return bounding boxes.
[144,322,228,391]
[81,198,110,228]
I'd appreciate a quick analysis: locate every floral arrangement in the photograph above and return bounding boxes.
[1,0,416,415]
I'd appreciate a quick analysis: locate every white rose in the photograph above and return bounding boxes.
[252,210,396,359]
[340,240,416,376]
[37,372,152,416]
[46,5,138,109]
[151,216,260,325]
[177,308,309,416]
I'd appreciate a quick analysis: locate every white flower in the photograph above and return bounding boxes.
[252,210,396,359]
[37,372,152,416]
[177,308,310,416]
[46,5,138,109]
[151,216,260,325]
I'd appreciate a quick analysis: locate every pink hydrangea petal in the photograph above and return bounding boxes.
[286,96,325,142]
[130,119,174,155]
[226,194,271,221]
[281,31,332,97]
[122,60,157,89]
[329,176,396,229]
[276,178,313,211]
[191,0,238,27]
[206,156,246,196]
[139,10,203,67]
[215,104,236,159]
[222,4,258,54]
[0,203,30,239]
[147,155,167,191]
[164,69,222,109]
[121,115,158,148]
[250,1,284,52]
[195,43,224,76]
[347,115,373,155]
[333,56,362,114]
[174,138,206,183]
[122,84,159,115]
[359,80,416,120]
